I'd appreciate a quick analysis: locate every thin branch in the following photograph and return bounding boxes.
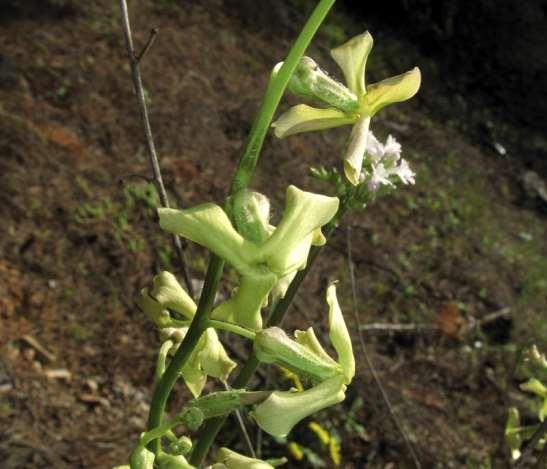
[513,419,547,469]
[360,307,511,335]
[136,28,158,63]
[118,0,194,299]
[346,226,422,469]
[359,323,434,332]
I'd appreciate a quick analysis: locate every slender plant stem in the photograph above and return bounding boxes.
[148,254,225,454]
[118,0,194,299]
[229,0,336,195]
[190,201,347,466]
[208,320,256,340]
[346,227,422,469]
[146,0,336,462]
[513,419,547,469]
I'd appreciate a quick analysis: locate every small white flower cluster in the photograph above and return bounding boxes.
[362,132,416,192]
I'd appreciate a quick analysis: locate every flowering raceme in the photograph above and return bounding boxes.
[158,185,339,330]
[272,31,421,186]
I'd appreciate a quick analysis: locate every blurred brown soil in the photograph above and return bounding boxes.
[0,1,546,468]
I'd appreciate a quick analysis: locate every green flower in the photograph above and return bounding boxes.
[253,284,354,384]
[136,273,236,397]
[159,186,338,329]
[251,375,347,439]
[272,31,421,186]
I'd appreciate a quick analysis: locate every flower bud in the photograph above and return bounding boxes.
[254,327,340,383]
[168,436,192,456]
[151,271,196,320]
[129,445,155,469]
[136,288,172,328]
[180,407,204,431]
[251,375,346,438]
[156,453,195,469]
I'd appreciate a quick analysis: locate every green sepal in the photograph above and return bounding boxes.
[254,327,341,383]
[286,57,359,113]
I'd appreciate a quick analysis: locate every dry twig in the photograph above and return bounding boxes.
[346,227,422,469]
[118,0,194,299]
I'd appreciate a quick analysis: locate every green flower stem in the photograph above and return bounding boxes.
[147,254,225,454]
[140,416,184,448]
[208,320,257,341]
[190,200,348,466]
[155,340,174,383]
[146,0,335,458]
[229,0,336,195]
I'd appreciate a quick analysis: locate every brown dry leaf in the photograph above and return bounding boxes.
[436,303,465,339]
[41,122,84,155]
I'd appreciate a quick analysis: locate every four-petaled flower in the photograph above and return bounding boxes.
[272,31,421,186]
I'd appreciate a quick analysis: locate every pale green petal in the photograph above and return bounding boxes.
[294,327,335,365]
[361,67,421,116]
[214,447,274,469]
[156,453,195,469]
[198,328,237,381]
[158,205,259,273]
[136,288,172,328]
[262,186,339,276]
[520,378,547,398]
[311,227,327,246]
[343,116,370,186]
[130,446,155,469]
[331,31,373,96]
[326,284,355,383]
[251,375,346,438]
[212,266,278,330]
[181,349,208,398]
[272,104,354,139]
[151,271,197,319]
[270,271,297,301]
